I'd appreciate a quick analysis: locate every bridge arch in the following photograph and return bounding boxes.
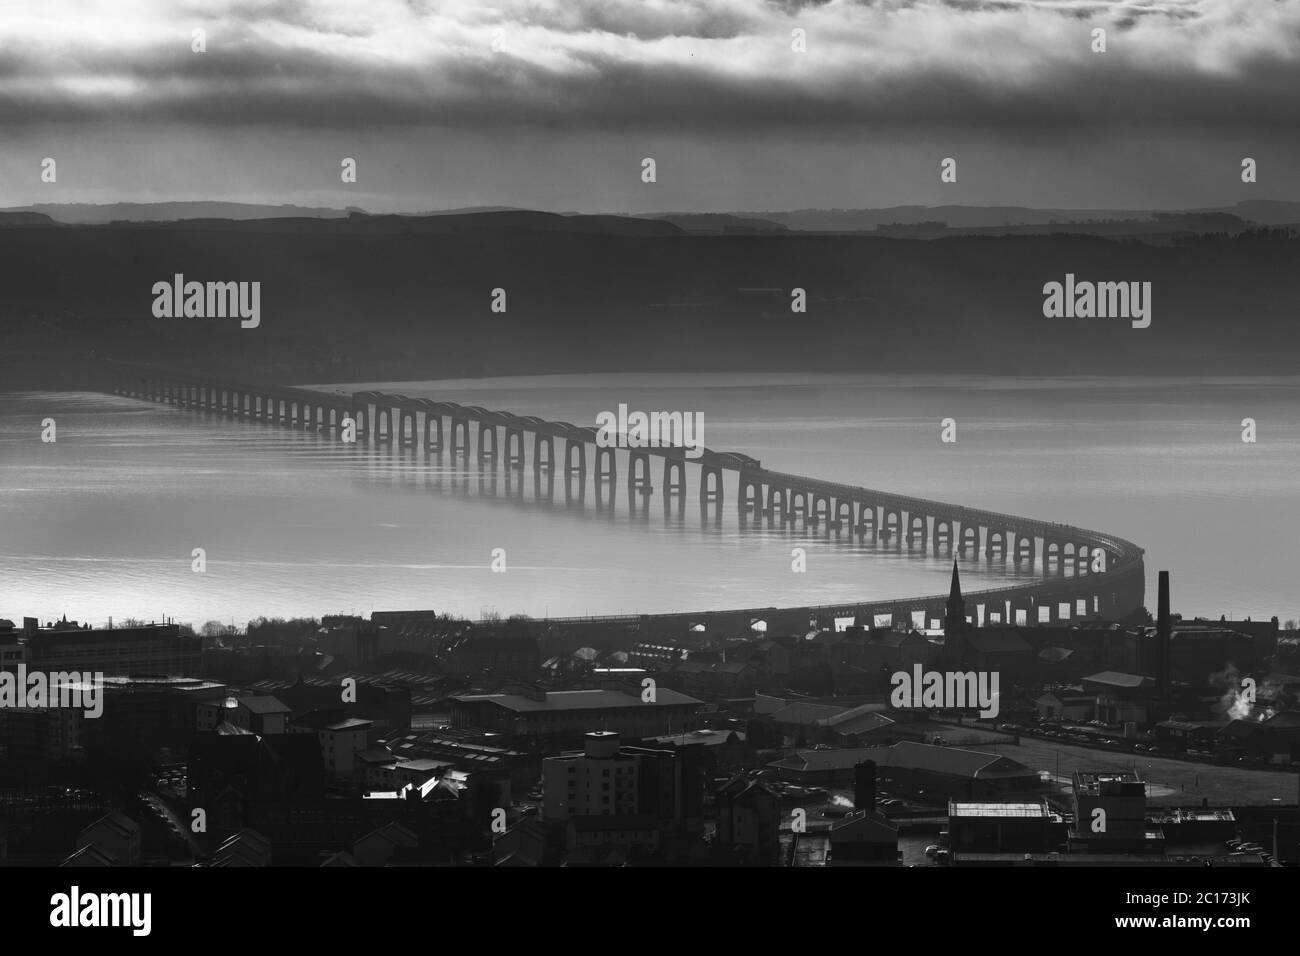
[449,418,470,458]
[425,412,443,451]
[564,438,586,475]
[700,466,723,509]
[533,434,554,472]
[663,458,686,500]
[478,423,499,462]
[766,486,788,520]
[857,503,877,535]
[505,428,525,467]
[739,474,763,516]
[833,498,853,529]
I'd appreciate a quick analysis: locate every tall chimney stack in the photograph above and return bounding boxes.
[1156,571,1171,698]
[854,760,877,813]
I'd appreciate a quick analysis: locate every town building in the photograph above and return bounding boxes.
[450,684,703,738]
[714,774,781,864]
[948,800,1061,857]
[289,712,373,777]
[21,619,201,677]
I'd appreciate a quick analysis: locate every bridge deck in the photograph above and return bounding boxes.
[107,366,1147,628]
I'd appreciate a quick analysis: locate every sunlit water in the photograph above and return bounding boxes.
[1,374,1296,628]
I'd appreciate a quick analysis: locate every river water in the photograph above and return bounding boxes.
[1,374,1295,629]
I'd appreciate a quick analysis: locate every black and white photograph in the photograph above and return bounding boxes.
[1,0,1297,935]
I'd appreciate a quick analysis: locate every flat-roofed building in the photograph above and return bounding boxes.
[949,800,1061,855]
[26,622,200,677]
[1070,770,1163,853]
[450,685,702,738]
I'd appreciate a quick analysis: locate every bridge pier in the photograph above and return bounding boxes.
[565,466,585,506]
[595,446,616,484]
[479,424,499,463]
[628,452,652,496]
[857,502,876,537]
[564,438,585,476]
[663,458,686,504]
[450,418,469,458]
[1044,539,1062,574]
[424,413,443,452]
[700,465,723,512]
[534,467,554,503]
[594,470,616,512]
[789,490,808,524]
[739,472,762,517]
[533,434,554,473]
[810,494,831,529]
[505,428,525,468]
[765,486,787,522]
[399,408,418,447]
[373,406,392,444]
[832,497,852,531]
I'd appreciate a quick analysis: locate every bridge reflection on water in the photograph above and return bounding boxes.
[108,371,1147,633]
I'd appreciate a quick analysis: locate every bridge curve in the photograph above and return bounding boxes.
[103,366,1146,630]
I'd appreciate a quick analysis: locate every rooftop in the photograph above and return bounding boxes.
[950,802,1047,819]
[454,687,701,713]
[1082,671,1154,690]
[236,694,291,715]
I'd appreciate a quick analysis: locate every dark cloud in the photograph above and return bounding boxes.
[0,0,1296,134]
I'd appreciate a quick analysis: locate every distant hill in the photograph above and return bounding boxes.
[1,211,1296,388]
[0,211,56,226]
[13,199,1300,233]
[3,202,354,224]
[647,202,1300,235]
[649,213,789,234]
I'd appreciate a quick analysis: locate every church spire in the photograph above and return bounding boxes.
[945,560,966,633]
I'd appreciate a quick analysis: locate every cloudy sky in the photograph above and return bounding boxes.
[1,0,1297,212]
